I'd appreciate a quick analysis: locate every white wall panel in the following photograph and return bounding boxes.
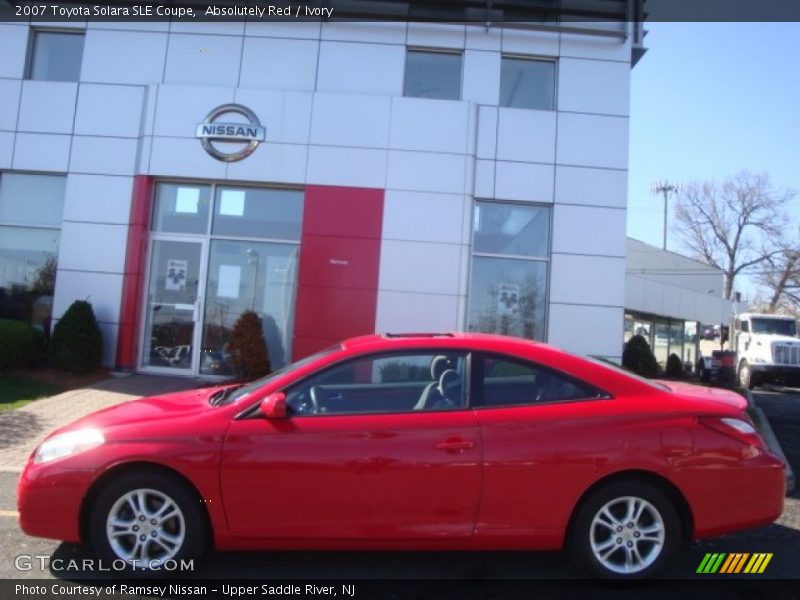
[0,132,13,169]
[240,37,319,92]
[17,82,77,135]
[234,89,312,145]
[70,137,138,176]
[0,25,28,79]
[389,98,469,154]
[551,204,626,257]
[81,30,167,84]
[557,113,629,170]
[501,29,558,56]
[164,34,243,87]
[306,146,387,189]
[0,79,21,131]
[149,136,226,179]
[550,254,625,307]
[87,21,169,32]
[317,41,405,96]
[494,161,554,202]
[153,85,234,138]
[474,159,495,198]
[625,273,646,311]
[476,106,497,159]
[496,108,556,163]
[169,21,245,36]
[245,21,321,39]
[548,303,624,358]
[382,190,464,245]
[407,23,466,49]
[465,25,502,51]
[555,165,627,208]
[226,143,307,185]
[311,93,391,148]
[387,151,467,195]
[375,291,459,333]
[57,222,128,273]
[558,58,630,116]
[62,174,133,224]
[52,270,123,324]
[75,84,145,137]
[379,240,462,296]
[462,50,501,106]
[321,22,406,44]
[560,32,630,62]
[12,133,70,172]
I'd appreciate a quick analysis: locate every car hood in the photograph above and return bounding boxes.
[56,386,226,434]
[654,380,748,412]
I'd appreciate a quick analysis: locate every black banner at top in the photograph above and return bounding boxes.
[2,0,800,23]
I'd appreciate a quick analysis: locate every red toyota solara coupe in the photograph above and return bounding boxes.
[18,333,785,578]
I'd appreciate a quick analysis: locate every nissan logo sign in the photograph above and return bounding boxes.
[195,104,266,162]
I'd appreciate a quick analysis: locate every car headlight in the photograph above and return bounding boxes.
[34,429,105,464]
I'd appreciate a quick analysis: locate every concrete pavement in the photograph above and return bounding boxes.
[0,374,206,472]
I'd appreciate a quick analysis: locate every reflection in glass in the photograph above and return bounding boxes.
[200,241,298,375]
[684,321,698,365]
[142,241,202,370]
[669,320,684,362]
[468,257,547,341]
[403,50,462,100]
[474,202,549,257]
[500,58,556,110]
[212,187,303,240]
[152,184,212,234]
[0,227,59,332]
[0,174,66,227]
[29,31,84,82]
[653,319,669,366]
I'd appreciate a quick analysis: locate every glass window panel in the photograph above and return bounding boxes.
[0,226,60,330]
[29,31,84,82]
[653,319,669,366]
[403,50,462,100]
[468,257,547,341]
[152,183,212,234]
[474,202,549,257]
[211,187,303,241]
[500,57,556,110]
[0,173,66,227]
[669,320,684,359]
[200,240,299,375]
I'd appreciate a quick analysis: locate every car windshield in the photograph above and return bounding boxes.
[584,355,670,391]
[213,345,341,405]
[750,318,797,336]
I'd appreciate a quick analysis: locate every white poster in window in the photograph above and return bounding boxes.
[175,188,200,214]
[217,265,241,299]
[219,190,245,217]
[165,259,188,291]
[497,283,520,317]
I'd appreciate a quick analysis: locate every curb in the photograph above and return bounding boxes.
[747,391,796,494]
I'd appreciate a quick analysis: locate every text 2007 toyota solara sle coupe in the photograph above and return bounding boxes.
[18,333,785,578]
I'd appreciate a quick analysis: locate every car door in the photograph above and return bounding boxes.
[220,350,482,540]
[471,353,615,539]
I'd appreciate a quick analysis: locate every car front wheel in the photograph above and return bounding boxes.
[569,481,681,578]
[89,471,207,573]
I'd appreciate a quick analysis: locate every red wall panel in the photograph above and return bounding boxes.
[293,185,384,361]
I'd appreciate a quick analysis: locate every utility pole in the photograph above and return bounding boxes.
[651,180,680,250]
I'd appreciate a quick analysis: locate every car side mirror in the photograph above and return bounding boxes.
[260,392,287,419]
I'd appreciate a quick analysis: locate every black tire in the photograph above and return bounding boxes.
[738,361,754,390]
[568,480,682,579]
[89,470,208,574]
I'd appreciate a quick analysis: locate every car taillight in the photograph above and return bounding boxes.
[698,416,765,448]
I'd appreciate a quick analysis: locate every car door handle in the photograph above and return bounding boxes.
[436,439,475,453]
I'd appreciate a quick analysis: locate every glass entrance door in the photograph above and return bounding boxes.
[141,239,205,372]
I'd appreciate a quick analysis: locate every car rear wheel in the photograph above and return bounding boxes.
[569,481,681,578]
[89,471,207,573]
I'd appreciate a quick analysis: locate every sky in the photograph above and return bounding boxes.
[627,22,800,300]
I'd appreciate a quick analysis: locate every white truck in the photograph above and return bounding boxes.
[733,313,800,389]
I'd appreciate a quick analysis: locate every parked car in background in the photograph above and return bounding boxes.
[18,333,786,579]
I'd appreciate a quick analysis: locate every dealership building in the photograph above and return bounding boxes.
[0,3,652,376]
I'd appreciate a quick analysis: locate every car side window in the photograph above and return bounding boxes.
[476,355,604,408]
[284,352,467,416]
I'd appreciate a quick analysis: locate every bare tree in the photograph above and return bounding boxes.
[673,171,794,300]
[757,236,800,312]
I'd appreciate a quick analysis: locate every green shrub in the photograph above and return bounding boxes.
[228,310,271,381]
[0,319,39,369]
[622,334,659,378]
[666,353,684,378]
[49,300,103,374]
